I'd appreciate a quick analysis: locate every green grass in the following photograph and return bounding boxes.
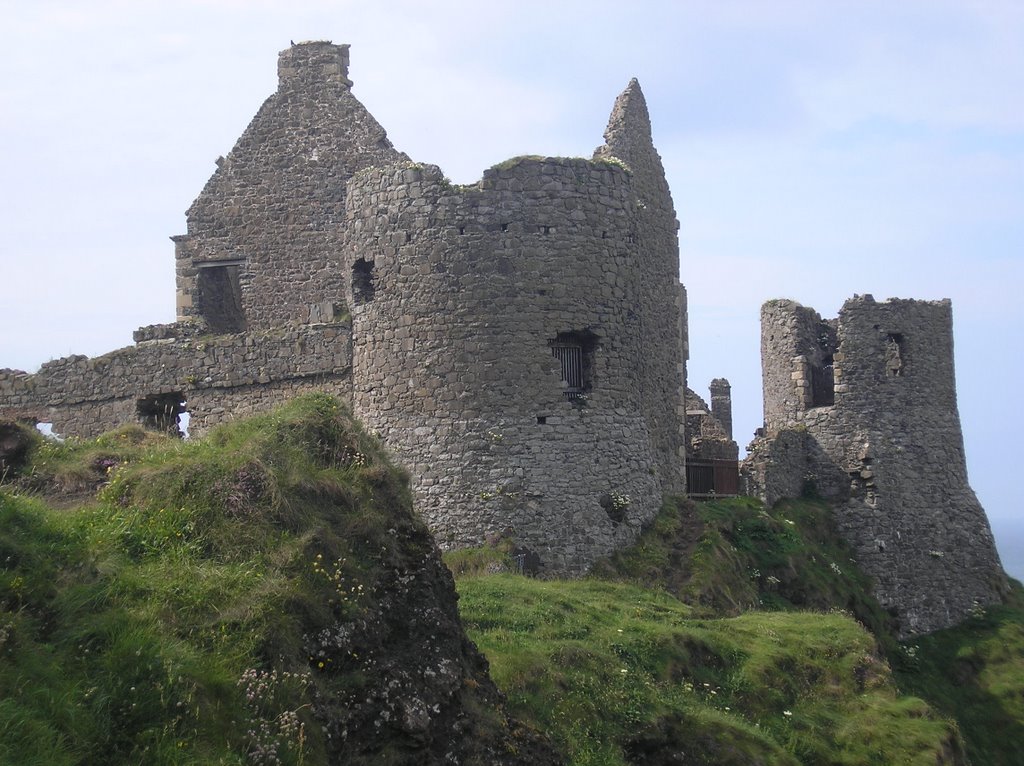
[0,393,423,764]
[894,585,1024,766]
[10,423,169,497]
[455,574,960,766]
[4,400,1023,765]
[593,497,897,648]
[450,493,1024,763]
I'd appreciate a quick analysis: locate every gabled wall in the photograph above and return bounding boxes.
[174,41,407,331]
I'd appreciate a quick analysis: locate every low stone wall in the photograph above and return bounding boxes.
[0,322,352,438]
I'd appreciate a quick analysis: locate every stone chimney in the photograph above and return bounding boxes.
[277,41,352,91]
[709,378,733,440]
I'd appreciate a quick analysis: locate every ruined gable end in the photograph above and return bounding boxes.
[175,41,407,334]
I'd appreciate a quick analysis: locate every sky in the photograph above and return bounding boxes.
[1,1,1022,578]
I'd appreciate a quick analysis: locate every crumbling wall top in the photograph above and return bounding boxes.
[277,41,352,90]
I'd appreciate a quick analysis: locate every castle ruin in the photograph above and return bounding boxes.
[744,296,1008,635]
[0,43,1006,631]
[0,42,697,573]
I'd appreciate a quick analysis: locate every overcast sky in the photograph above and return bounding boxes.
[2,1,1022,576]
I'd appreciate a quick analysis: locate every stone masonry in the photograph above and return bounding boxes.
[341,79,688,570]
[744,296,1008,636]
[0,322,351,439]
[0,42,689,574]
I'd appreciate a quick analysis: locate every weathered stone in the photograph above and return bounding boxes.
[743,296,1008,636]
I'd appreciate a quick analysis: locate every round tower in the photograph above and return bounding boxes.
[341,157,678,571]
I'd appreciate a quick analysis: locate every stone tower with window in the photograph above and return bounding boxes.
[341,80,688,571]
[745,296,1007,635]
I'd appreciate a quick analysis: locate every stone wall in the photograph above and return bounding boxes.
[746,296,1008,635]
[341,156,676,572]
[0,322,351,438]
[709,378,733,441]
[685,384,738,462]
[595,79,688,496]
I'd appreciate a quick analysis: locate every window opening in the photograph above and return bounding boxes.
[137,393,186,438]
[553,344,584,393]
[810,355,834,407]
[549,330,598,399]
[197,263,245,333]
[352,258,376,305]
[885,333,904,377]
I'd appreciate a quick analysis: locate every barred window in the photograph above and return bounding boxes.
[549,330,598,400]
[551,342,584,395]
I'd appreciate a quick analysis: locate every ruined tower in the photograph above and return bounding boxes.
[342,79,687,572]
[747,296,1008,635]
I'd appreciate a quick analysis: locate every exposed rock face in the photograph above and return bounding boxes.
[310,522,559,765]
[744,296,1008,636]
[0,420,36,475]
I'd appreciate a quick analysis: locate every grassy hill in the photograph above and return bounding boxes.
[451,497,1024,765]
[0,395,554,765]
[2,396,1022,765]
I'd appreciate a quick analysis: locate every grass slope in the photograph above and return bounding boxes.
[0,395,550,765]
[592,496,896,646]
[4,401,1023,765]
[894,588,1024,766]
[455,574,959,765]
[452,497,1024,765]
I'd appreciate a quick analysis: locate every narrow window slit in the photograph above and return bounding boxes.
[352,258,376,305]
[886,333,905,377]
